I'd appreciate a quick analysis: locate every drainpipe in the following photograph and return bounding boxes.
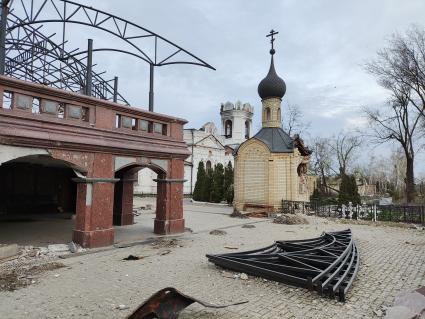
[190,129,194,195]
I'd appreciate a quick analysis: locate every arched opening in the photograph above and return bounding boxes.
[113,163,166,243]
[206,160,212,172]
[245,120,250,139]
[277,108,281,122]
[225,120,233,138]
[0,155,83,246]
[266,107,271,121]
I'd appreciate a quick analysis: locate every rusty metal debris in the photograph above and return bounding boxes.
[206,229,359,302]
[123,255,144,261]
[127,287,248,319]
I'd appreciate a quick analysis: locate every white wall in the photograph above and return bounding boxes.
[134,168,157,195]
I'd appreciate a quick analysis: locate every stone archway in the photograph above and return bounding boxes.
[113,163,166,227]
[0,153,86,246]
[112,157,185,236]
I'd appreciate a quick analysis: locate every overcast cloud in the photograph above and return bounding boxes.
[85,0,424,132]
[11,0,425,173]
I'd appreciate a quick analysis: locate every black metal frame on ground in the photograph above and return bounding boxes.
[206,229,359,302]
[0,0,214,109]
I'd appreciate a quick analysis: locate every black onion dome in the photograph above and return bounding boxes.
[257,56,286,100]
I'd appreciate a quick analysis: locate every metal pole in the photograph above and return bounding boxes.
[85,39,93,96]
[113,76,118,102]
[149,63,154,112]
[0,0,10,75]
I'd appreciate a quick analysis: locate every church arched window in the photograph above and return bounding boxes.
[266,107,271,121]
[225,120,232,138]
[245,120,250,139]
[206,160,212,171]
[277,108,281,122]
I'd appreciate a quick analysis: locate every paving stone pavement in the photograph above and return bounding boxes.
[0,203,424,319]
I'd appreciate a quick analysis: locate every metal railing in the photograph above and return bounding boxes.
[281,200,425,225]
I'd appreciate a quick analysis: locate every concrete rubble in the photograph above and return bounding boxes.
[0,244,19,261]
[384,287,425,319]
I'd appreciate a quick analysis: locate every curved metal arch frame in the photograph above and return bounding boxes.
[2,0,215,109]
[5,33,130,103]
[3,4,130,104]
[7,0,215,70]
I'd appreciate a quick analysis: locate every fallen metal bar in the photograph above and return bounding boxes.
[126,287,248,319]
[206,229,359,302]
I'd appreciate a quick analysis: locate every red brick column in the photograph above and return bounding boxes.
[72,179,118,248]
[154,159,185,234]
[113,174,136,226]
[72,154,117,248]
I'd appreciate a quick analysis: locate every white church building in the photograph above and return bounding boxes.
[135,101,254,195]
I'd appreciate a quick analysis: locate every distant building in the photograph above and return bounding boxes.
[135,102,253,195]
[234,42,312,212]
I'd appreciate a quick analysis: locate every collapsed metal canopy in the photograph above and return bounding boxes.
[207,229,359,302]
[0,0,214,109]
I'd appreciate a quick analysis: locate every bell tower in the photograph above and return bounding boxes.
[220,101,253,146]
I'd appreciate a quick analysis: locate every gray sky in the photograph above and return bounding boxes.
[83,0,424,135]
[11,0,425,174]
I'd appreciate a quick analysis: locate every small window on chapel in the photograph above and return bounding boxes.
[245,120,250,139]
[266,107,271,121]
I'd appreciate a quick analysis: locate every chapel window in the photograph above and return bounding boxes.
[206,160,212,171]
[266,107,271,121]
[245,120,250,139]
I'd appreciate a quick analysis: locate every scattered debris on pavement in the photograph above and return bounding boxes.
[123,255,145,261]
[273,214,309,225]
[230,209,249,219]
[246,211,269,218]
[0,244,19,261]
[207,229,359,302]
[117,304,130,310]
[241,224,256,229]
[159,250,171,256]
[383,286,425,319]
[240,273,248,280]
[0,262,64,291]
[224,246,238,250]
[127,287,248,319]
[209,229,227,235]
[151,238,181,249]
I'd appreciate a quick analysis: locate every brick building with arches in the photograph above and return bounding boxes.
[0,76,189,247]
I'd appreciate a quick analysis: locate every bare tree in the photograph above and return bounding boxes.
[331,131,362,177]
[365,26,425,203]
[311,137,338,194]
[366,26,425,118]
[354,149,407,196]
[364,94,422,203]
[282,104,311,137]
